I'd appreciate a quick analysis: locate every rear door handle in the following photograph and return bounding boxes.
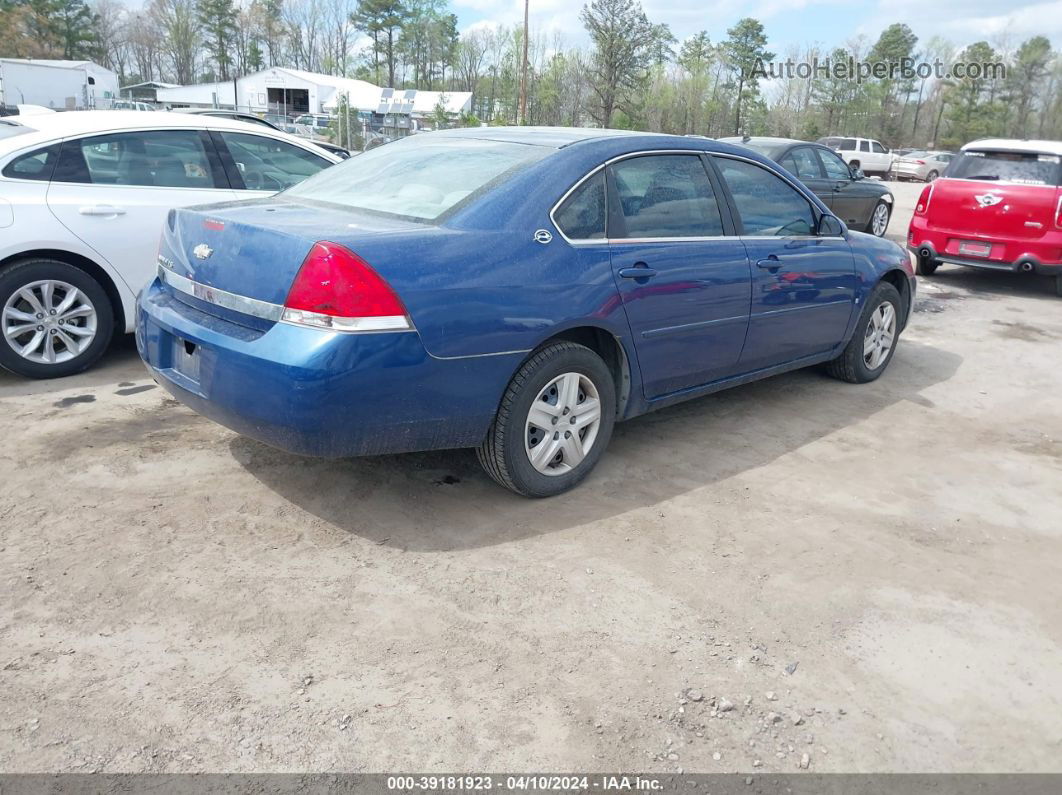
[756,255,782,271]
[618,266,658,280]
[78,205,126,216]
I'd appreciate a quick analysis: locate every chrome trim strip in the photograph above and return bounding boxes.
[158,262,284,321]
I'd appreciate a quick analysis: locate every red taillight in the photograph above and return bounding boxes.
[915,160,925,165]
[1055,195,1062,229]
[915,183,934,215]
[283,242,410,332]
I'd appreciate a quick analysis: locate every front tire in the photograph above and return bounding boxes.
[826,282,902,384]
[477,342,616,497]
[1055,275,1062,298]
[926,170,939,182]
[867,200,891,237]
[0,259,114,379]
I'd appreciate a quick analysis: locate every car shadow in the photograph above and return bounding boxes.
[0,335,144,398]
[230,340,962,552]
[922,267,1059,302]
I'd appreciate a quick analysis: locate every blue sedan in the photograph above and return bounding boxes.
[137,127,916,497]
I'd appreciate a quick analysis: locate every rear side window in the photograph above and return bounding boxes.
[554,170,606,240]
[947,150,1061,186]
[609,154,724,238]
[285,137,550,221]
[859,141,871,152]
[219,132,329,191]
[53,130,222,188]
[715,157,815,237]
[2,144,60,181]
[838,139,856,151]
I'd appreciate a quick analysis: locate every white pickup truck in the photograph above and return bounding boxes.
[817,137,896,178]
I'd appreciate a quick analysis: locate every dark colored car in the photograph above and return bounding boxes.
[720,136,894,237]
[172,109,351,159]
[138,127,915,497]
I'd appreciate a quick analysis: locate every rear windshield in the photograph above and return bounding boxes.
[0,120,34,140]
[947,150,1061,186]
[284,136,550,221]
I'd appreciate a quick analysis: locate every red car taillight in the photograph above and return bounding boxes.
[283,242,410,332]
[1056,195,1062,229]
[915,183,934,215]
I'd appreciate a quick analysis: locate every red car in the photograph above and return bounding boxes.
[908,138,1062,296]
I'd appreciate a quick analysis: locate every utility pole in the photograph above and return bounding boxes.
[518,0,529,125]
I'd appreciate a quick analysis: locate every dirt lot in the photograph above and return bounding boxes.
[2,182,1061,773]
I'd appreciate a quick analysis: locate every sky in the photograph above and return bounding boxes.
[454,0,1062,56]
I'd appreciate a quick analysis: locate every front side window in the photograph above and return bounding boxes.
[53,130,220,188]
[2,144,61,181]
[219,132,329,191]
[609,154,724,238]
[871,141,887,154]
[819,149,852,180]
[779,147,821,181]
[554,170,606,240]
[285,136,550,221]
[715,157,815,237]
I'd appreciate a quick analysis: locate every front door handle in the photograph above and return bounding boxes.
[618,265,658,280]
[756,255,782,272]
[78,205,126,216]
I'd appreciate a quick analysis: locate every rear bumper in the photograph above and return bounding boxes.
[908,217,1062,275]
[136,280,520,457]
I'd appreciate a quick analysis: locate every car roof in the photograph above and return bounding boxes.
[961,138,1062,156]
[720,136,807,147]
[0,110,340,160]
[428,125,665,148]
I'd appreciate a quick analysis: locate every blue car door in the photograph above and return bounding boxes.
[710,154,857,371]
[606,153,752,399]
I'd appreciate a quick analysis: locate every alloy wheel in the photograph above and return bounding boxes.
[863,301,896,370]
[871,203,890,236]
[524,372,602,476]
[2,280,98,365]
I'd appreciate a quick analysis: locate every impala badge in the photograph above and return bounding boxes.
[193,244,214,260]
[974,192,1002,208]
[534,229,553,245]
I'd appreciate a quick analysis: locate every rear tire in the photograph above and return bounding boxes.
[0,259,114,379]
[916,257,939,276]
[826,282,902,384]
[477,342,616,497]
[926,170,939,182]
[1055,275,1062,298]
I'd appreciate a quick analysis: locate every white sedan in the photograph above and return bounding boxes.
[0,111,340,378]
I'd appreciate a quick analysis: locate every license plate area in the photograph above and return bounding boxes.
[172,337,200,382]
[958,240,992,257]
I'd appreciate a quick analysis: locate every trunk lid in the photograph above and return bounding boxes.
[925,178,1060,241]
[160,198,428,319]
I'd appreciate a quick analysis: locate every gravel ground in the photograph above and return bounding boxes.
[2,182,1061,773]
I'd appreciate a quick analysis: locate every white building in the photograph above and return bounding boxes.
[155,67,472,119]
[0,59,119,110]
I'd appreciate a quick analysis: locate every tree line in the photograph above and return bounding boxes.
[2,0,1060,147]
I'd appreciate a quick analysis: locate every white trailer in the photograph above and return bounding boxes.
[0,59,119,110]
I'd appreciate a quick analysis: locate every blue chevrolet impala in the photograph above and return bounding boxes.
[137,127,916,497]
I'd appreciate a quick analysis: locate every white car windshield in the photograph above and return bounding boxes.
[284,136,550,221]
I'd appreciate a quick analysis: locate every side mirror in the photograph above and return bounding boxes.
[817,214,845,237]
[851,167,865,180]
